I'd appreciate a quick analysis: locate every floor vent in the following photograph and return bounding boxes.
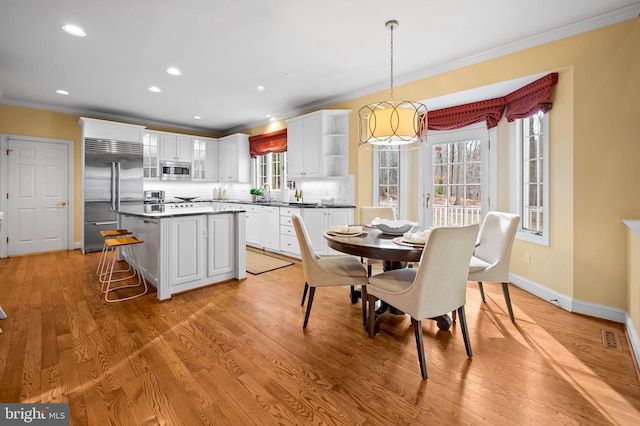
[601,329,622,351]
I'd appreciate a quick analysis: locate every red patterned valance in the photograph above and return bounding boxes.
[424,73,559,130]
[505,73,559,121]
[249,128,287,158]
[427,97,507,131]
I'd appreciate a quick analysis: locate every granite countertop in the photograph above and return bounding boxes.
[118,205,246,219]
[207,199,356,208]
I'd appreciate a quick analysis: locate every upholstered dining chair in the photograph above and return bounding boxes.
[359,207,395,277]
[367,224,479,380]
[292,215,369,329]
[467,211,520,322]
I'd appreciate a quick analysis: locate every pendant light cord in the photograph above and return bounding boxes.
[389,21,395,100]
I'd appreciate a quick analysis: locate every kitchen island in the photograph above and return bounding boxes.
[117,205,246,300]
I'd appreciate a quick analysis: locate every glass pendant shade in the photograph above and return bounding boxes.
[359,100,427,150]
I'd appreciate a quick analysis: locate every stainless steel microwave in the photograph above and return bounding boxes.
[160,161,191,180]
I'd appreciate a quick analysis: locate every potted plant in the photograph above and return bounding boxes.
[250,188,263,201]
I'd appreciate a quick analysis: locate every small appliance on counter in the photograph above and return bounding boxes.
[143,190,165,204]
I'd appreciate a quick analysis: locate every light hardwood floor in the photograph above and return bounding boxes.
[0,249,639,425]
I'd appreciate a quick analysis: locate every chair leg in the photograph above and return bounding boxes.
[303,287,315,329]
[451,310,457,322]
[367,294,377,338]
[478,282,486,302]
[360,285,368,326]
[457,306,473,358]
[367,264,372,277]
[301,282,308,306]
[502,282,515,322]
[411,318,428,380]
[350,285,359,304]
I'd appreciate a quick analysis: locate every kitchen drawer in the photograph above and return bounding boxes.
[280,215,296,227]
[279,207,301,217]
[280,225,296,238]
[280,235,300,256]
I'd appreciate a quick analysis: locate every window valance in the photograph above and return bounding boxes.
[249,128,287,158]
[425,73,559,130]
[427,97,507,131]
[505,73,559,121]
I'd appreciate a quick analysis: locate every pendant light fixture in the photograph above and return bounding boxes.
[358,20,427,150]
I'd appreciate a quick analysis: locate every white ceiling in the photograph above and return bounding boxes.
[1,0,639,134]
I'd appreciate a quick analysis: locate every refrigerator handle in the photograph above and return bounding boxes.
[110,162,117,211]
[115,162,121,211]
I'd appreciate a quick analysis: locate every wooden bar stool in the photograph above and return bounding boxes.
[97,229,133,283]
[102,236,148,303]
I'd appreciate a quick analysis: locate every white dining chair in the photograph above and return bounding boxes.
[467,211,520,322]
[292,214,369,329]
[367,224,479,380]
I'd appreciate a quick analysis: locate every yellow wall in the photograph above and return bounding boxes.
[2,18,639,317]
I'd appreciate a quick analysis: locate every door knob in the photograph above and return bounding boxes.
[57,201,67,207]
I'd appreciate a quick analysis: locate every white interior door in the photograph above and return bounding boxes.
[8,138,69,255]
[419,124,493,227]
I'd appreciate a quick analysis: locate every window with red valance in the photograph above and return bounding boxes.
[425,73,559,130]
[248,128,287,158]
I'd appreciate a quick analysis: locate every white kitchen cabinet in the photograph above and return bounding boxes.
[218,133,250,182]
[159,133,193,162]
[303,208,354,255]
[287,114,322,179]
[286,110,350,179]
[142,132,160,178]
[192,137,211,181]
[279,207,301,257]
[206,214,234,276]
[205,139,219,181]
[79,117,145,143]
[169,215,205,287]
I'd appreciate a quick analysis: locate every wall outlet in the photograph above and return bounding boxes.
[524,252,531,264]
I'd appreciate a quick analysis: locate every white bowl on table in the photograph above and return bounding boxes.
[372,218,418,235]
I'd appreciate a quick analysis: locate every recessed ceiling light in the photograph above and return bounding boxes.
[167,67,181,76]
[194,115,202,120]
[255,85,265,92]
[55,89,70,95]
[61,24,86,37]
[148,86,162,93]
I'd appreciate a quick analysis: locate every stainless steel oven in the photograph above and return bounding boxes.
[160,161,191,180]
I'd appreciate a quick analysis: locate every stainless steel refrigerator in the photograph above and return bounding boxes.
[83,138,143,253]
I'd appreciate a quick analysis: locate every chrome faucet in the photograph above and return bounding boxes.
[261,183,271,201]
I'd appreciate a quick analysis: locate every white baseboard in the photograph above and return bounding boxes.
[509,273,639,369]
[625,316,640,373]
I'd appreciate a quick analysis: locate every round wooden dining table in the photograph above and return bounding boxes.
[324,226,453,331]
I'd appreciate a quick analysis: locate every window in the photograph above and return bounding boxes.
[511,111,549,245]
[373,148,408,219]
[256,152,284,191]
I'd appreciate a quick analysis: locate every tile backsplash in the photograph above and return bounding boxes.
[144,175,355,205]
